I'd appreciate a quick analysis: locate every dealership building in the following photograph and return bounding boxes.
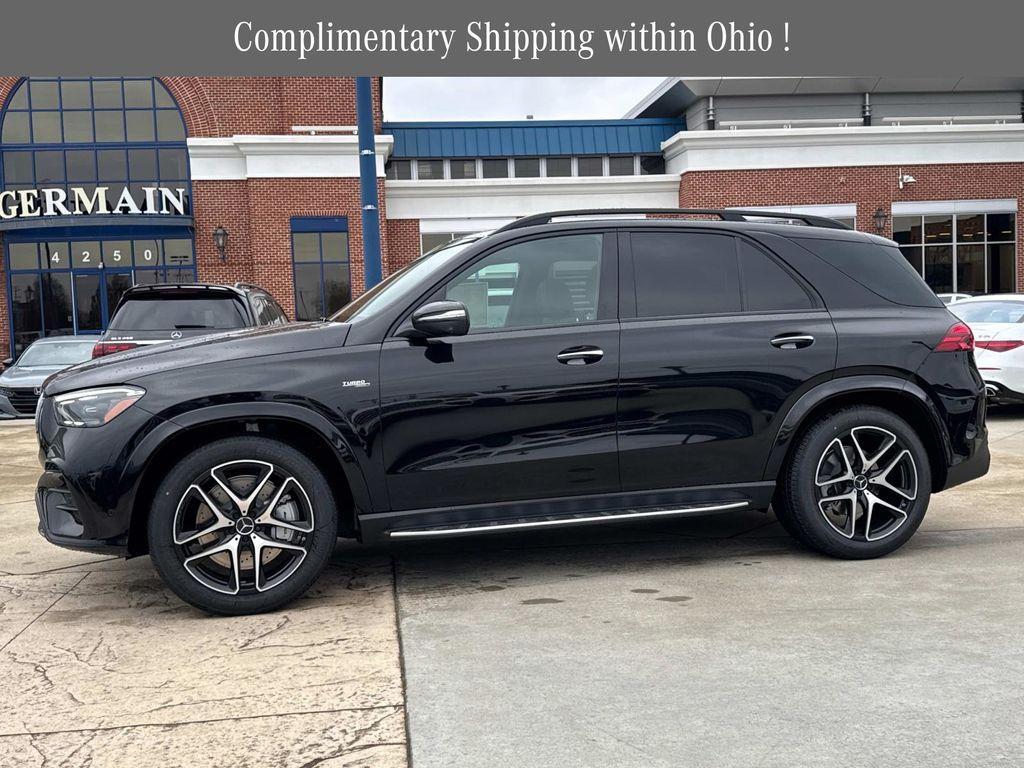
[2,75,1022,358]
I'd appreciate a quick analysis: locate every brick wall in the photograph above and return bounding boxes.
[385,219,422,273]
[679,163,1024,289]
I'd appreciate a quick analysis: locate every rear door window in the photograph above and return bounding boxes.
[738,240,815,311]
[109,296,249,330]
[630,232,741,318]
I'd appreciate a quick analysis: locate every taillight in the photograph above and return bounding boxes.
[975,339,1024,353]
[934,322,974,352]
[92,341,139,358]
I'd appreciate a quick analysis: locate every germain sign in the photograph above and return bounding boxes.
[0,186,189,221]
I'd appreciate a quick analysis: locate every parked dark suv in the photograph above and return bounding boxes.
[35,209,989,615]
[92,282,288,358]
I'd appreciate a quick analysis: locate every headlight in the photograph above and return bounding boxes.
[53,386,146,427]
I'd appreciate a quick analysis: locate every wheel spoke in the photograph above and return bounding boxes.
[251,531,307,593]
[815,438,854,486]
[869,449,918,500]
[173,485,234,545]
[817,489,859,538]
[209,460,275,515]
[184,535,242,594]
[863,490,909,542]
[850,427,896,473]
[254,477,314,533]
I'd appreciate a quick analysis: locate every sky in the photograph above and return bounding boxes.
[382,77,666,121]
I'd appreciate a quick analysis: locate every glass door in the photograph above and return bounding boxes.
[104,269,134,321]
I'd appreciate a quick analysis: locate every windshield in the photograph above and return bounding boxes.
[17,340,95,367]
[952,300,1024,324]
[110,296,249,331]
[331,240,479,323]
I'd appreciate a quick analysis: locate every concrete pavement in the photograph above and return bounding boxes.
[0,406,1022,766]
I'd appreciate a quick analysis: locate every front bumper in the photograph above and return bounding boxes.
[36,469,128,555]
[33,394,163,557]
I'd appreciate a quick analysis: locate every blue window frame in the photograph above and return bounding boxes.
[291,217,351,321]
[1,78,194,357]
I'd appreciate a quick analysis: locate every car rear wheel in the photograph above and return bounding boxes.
[776,406,931,559]
[149,437,338,615]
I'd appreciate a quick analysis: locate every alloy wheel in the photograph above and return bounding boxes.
[172,459,315,595]
[814,426,918,542]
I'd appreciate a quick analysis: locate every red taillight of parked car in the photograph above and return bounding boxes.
[975,339,1024,353]
[92,342,139,359]
[934,323,974,353]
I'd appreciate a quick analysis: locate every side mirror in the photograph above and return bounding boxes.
[404,301,470,339]
[1,357,12,368]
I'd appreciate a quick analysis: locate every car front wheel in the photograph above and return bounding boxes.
[776,406,932,559]
[149,437,338,615]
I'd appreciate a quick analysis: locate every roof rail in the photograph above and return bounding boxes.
[494,208,853,232]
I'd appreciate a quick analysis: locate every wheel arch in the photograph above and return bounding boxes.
[764,375,951,493]
[126,404,372,556]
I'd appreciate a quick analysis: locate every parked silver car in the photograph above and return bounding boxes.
[0,337,96,418]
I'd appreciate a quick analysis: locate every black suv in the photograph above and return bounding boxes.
[92,282,288,358]
[35,209,989,615]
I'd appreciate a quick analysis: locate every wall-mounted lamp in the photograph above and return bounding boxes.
[212,226,229,262]
[898,168,916,190]
[872,206,889,234]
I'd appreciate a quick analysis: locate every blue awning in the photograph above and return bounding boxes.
[383,119,685,159]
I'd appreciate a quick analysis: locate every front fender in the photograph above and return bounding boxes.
[762,374,952,482]
[120,401,375,531]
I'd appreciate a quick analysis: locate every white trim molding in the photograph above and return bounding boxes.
[187,134,394,180]
[729,203,857,219]
[384,174,681,223]
[891,198,1017,215]
[662,124,1024,174]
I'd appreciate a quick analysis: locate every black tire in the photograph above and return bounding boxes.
[776,406,931,559]
[149,437,338,615]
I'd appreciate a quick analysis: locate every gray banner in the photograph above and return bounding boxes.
[1,0,1022,76]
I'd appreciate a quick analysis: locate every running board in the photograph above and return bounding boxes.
[386,500,749,539]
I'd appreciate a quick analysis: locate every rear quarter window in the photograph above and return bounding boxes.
[793,237,943,308]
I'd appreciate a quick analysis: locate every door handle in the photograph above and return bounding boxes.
[557,346,604,365]
[770,334,815,350]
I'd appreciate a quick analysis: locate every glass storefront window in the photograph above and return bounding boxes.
[897,212,1016,294]
[1,78,189,215]
[2,78,195,353]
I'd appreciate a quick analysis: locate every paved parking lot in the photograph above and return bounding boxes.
[1,407,1022,767]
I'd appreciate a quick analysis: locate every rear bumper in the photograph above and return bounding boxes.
[941,432,990,491]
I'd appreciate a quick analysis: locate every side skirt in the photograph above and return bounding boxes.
[359,481,776,542]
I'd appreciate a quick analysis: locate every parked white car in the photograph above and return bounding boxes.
[950,294,1024,404]
[937,292,973,306]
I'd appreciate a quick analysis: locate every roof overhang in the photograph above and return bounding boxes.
[625,77,1024,118]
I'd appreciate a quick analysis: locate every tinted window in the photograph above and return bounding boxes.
[109,296,248,330]
[481,159,508,178]
[794,238,943,308]
[739,240,814,311]
[631,232,740,318]
[445,234,603,330]
[546,157,571,177]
